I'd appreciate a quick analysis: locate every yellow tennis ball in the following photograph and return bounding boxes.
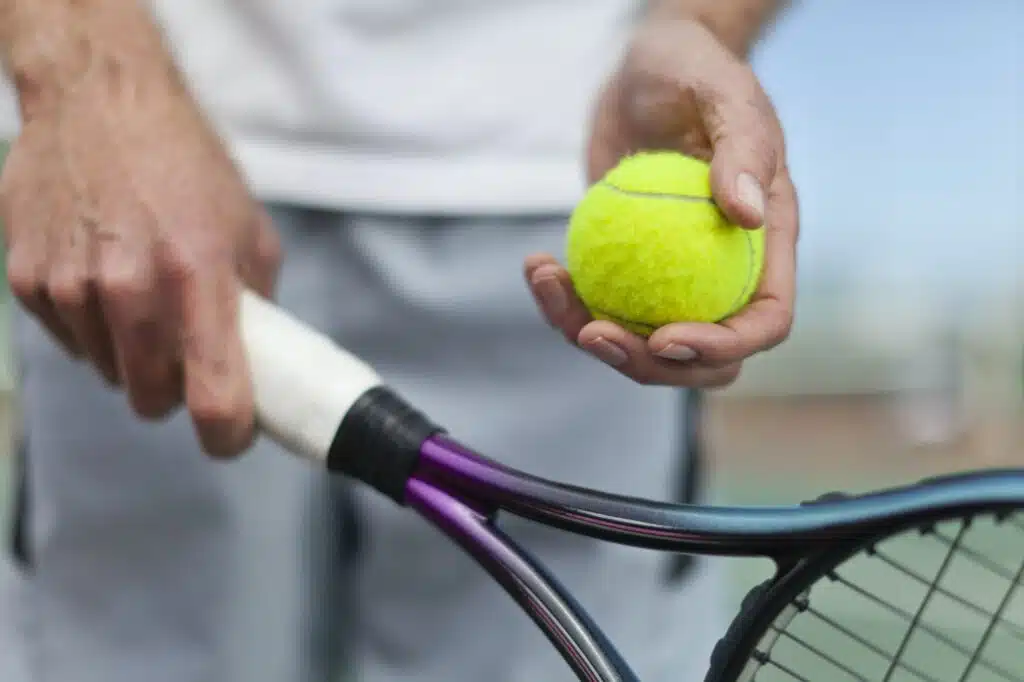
[566,151,765,337]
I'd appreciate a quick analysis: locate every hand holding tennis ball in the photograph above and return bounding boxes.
[525,17,797,389]
[524,150,784,390]
[566,151,765,336]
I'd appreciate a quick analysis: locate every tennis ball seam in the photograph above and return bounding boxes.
[599,181,713,204]
[721,229,759,320]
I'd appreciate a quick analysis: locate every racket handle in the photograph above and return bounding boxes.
[240,289,382,463]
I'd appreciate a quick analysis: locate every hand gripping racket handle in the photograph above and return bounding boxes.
[240,290,440,503]
[239,289,382,463]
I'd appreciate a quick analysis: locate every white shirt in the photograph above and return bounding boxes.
[1,0,639,214]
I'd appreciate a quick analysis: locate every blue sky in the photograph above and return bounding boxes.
[752,1,1021,298]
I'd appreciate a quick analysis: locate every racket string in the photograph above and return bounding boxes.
[774,626,880,682]
[933,528,1024,586]
[784,577,1017,682]
[751,591,1022,682]
[957,557,1024,682]
[828,572,1018,680]
[800,604,942,682]
[870,549,1024,643]
[743,512,1024,682]
[755,652,816,682]
[880,522,969,682]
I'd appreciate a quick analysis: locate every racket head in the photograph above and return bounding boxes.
[705,504,1024,682]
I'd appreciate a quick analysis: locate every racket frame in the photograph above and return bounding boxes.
[400,432,1024,682]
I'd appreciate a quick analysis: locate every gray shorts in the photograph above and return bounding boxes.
[1,207,727,682]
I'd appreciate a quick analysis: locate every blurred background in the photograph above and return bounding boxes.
[714,0,1022,491]
[0,0,1020,676]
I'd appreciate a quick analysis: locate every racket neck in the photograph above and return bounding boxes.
[326,385,441,503]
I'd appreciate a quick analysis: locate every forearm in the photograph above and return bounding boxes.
[0,0,178,119]
[644,0,790,57]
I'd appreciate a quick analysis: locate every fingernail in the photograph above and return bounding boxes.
[655,344,699,362]
[737,172,765,221]
[587,337,628,367]
[532,275,568,319]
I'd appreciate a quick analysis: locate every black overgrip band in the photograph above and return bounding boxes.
[326,386,443,504]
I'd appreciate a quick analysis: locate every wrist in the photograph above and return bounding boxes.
[6,30,86,121]
[642,1,784,58]
[3,2,179,121]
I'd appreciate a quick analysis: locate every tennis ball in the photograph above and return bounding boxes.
[566,151,765,337]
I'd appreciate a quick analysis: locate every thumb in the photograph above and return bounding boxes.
[706,109,780,230]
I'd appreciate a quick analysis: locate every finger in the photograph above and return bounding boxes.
[238,210,282,299]
[758,167,800,304]
[716,168,794,350]
[716,169,799,354]
[646,307,786,368]
[178,268,254,458]
[6,238,83,359]
[577,320,742,388]
[48,224,120,385]
[50,275,120,386]
[523,253,593,344]
[98,236,181,419]
[700,70,782,229]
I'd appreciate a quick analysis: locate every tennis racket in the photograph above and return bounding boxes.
[241,290,1024,682]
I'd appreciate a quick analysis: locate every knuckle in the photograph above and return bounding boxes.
[189,387,249,432]
[191,400,254,459]
[47,270,89,310]
[765,310,794,347]
[97,267,149,301]
[782,167,799,200]
[630,367,657,387]
[255,221,283,268]
[6,257,39,301]
[159,245,203,284]
[706,365,742,390]
[729,136,777,177]
[708,338,743,365]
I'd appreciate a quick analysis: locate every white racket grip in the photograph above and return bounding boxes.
[240,290,382,463]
